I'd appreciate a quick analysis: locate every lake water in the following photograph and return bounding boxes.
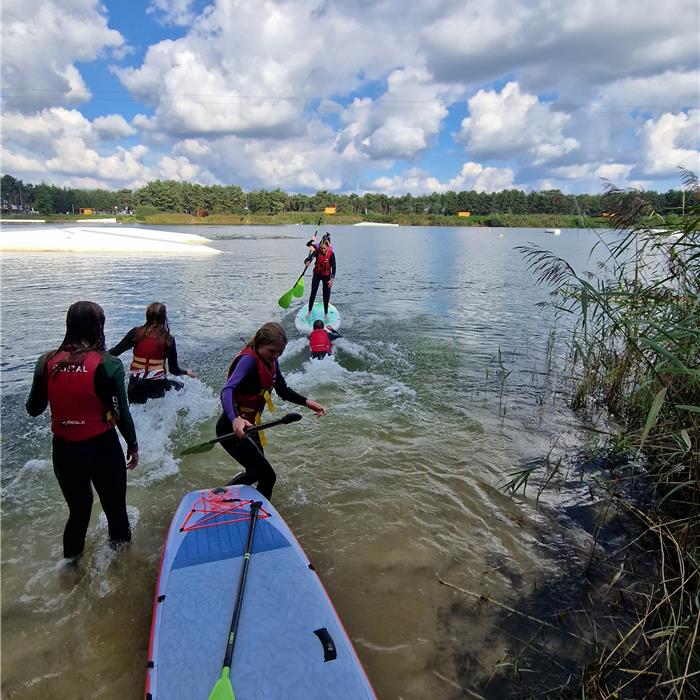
[1,224,607,698]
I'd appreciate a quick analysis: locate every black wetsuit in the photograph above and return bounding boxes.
[306,247,337,314]
[26,352,138,558]
[109,328,188,404]
[217,354,307,499]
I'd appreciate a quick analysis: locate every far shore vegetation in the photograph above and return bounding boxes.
[0,173,690,229]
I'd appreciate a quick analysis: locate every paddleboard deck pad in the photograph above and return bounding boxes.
[294,302,341,333]
[145,485,375,699]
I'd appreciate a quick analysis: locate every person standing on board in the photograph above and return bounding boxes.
[26,301,139,561]
[109,302,195,404]
[305,233,336,321]
[216,321,326,499]
[309,319,341,359]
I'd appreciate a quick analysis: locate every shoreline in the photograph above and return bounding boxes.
[1,213,611,229]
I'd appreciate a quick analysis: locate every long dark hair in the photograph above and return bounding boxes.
[49,301,106,371]
[135,302,173,347]
[227,322,287,376]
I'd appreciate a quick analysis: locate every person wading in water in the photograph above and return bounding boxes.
[109,302,195,404]
[26,301,139,562]
[216,322,326,499]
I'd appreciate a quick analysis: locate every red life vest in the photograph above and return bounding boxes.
[314,246,333,277]
[130,334,167,380]
[309,329,332,354]
[228,346,276,421]
[46,350,115,441]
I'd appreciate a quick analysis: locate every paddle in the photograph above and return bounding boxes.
[208,499,262,700]
[278,268,307,309]
[277,216,323,308]
[180,412,302,456]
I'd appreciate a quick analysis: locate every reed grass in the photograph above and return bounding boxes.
[511,169,699,698]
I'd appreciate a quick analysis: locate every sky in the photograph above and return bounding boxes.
[2,0,699,196]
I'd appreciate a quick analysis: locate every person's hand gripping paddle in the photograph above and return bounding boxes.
[180,413,302,456]
[277,216,323,308]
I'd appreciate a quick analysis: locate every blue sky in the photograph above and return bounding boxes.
[2,0,699,196]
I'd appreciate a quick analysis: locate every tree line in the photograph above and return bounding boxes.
[0,173,689,218]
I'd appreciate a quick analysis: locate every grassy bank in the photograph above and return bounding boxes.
[1,210,611,228]
[115,211,610,228]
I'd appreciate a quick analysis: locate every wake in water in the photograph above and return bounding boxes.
[281,334,418,414]
[120,376,218,485]
[3,376,219,506]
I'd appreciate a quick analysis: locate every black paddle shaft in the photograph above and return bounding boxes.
[222,500,262,668]
[219,412,303,444]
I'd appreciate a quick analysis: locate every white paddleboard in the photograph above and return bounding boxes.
[294,302,341,333]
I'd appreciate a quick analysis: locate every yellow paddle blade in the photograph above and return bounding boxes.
[292,278,305,297]
[277,288,294,308]
[208,667,235,700]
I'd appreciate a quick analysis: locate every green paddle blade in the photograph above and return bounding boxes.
[292,277,305,297]
[179,439,218,456]
[277,288,294,308]
[208,667,235,700]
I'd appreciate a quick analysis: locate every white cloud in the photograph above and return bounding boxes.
[158,155,216,183]
[457,82,579,164]
[593,70,700,113]
[1,0,124,111]
[447,162,519,193]
[147,0,199,26]
[0,150,48,174]
[93,115,137,139]
[424,0,699,98]
[113,0,429,141]
[173,139,213,158]
[2,107,152,187]
[640,110,700,176]
[337,67,461,161]
[372,162,519,195]
[595,163,634,181]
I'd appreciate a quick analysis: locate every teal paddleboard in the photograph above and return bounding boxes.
[295,302,341,333]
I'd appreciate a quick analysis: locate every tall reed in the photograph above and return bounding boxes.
[515,170,699,698]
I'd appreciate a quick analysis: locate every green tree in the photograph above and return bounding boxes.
[33,185,54,215]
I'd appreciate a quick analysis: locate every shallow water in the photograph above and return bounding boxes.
[2,224,608,698]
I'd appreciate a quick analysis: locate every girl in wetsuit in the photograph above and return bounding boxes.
[216,321,326,499]
[305,235,336,320]
[26,301,139,561]
[109,302,195,404]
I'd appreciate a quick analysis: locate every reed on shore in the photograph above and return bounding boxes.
[515,170,699,698]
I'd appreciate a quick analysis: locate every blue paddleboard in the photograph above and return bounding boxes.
[294,302,341,333]
[145,485,375,699]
